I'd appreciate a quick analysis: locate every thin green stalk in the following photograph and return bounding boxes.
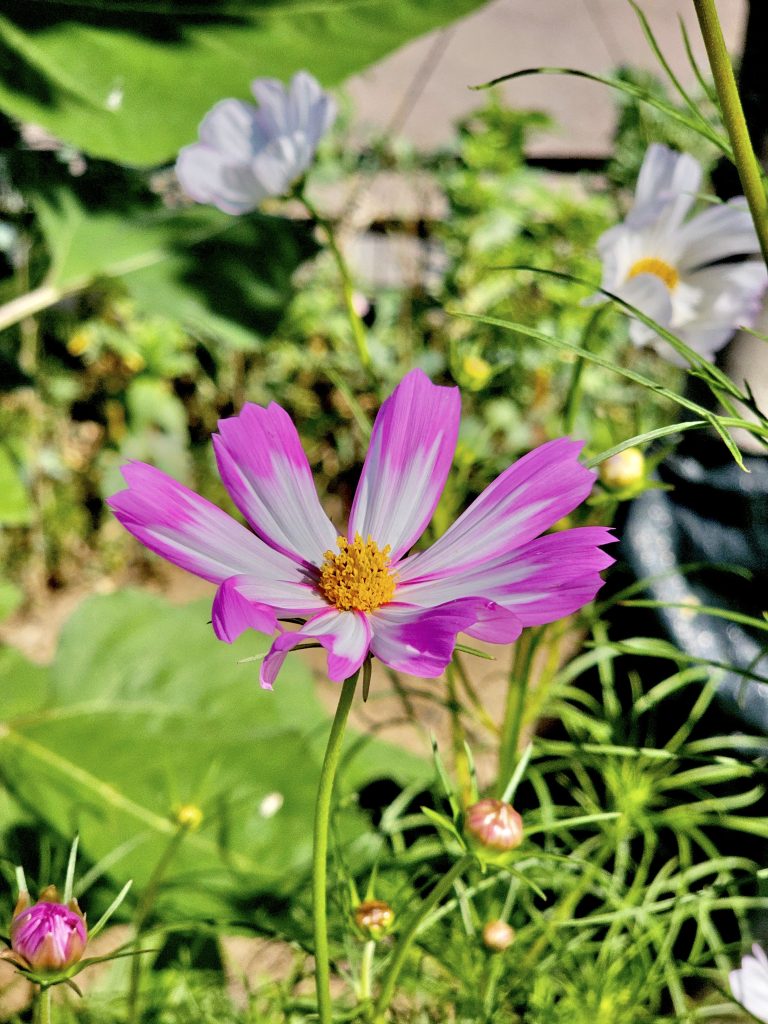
[372,854,474,1023]
[313,670,360,1024]
[693,0,768,266]
[564,305,609,435]
[359,939,376,1002]
[482,956,505,1021]
[444,662,473,807]
[38,988,52,1024]
[497,629,539,795]
[126,823,191,1024]
[300,193,372,373]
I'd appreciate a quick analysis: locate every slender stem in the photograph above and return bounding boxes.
[0,284,61,335]
[444,662,473,807]
[693,0,768,266]
[564,305,609,435]
[127,824,190,1024]
[359,939,376,1002]
[300,193,372,373]
[371,854,474,1023]
[482,956,505,1020]
[38,987,52,1024]
[313,670,360,1024]
[497,629,539,795]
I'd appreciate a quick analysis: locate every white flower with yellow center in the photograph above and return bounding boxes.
[595,143,767,363]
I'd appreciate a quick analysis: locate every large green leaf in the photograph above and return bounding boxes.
[0,590,428,918]
[32,188,316,346]
[0,1,486,166]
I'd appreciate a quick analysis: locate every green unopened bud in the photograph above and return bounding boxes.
[482,919,515,951]
[465,799,523,865]
[354,899,394,940]
[175,804,203,830]
[462,353,493,390]
[599,447,645,491]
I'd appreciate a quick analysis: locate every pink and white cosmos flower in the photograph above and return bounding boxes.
[108,370,613,689]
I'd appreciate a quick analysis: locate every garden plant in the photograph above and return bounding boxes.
[0,0,767,1022]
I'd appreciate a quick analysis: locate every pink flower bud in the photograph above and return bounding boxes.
[482,919,516,952]
[10,887,87,974]
[465,799,523,863]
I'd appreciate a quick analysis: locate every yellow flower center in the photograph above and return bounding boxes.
[627,256,679,290]
[318,534,397,612]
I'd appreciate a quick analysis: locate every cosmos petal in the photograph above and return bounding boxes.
[107,461,305,585]
[369,599,522,678]
[398,438,596,582]
[260,608,371,689]
[211,573,328,643]
[214,402,338,568]
[348,369,461,560]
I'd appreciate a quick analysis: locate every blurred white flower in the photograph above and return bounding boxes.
[176,71,336,214]
[594,143,767,363]
[730,944,768,1022]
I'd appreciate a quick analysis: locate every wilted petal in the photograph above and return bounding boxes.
[399,438,595,582]
[107,462,305,584]
[348,369,461,560]
[260,608,371,688]
[213,402,338,567]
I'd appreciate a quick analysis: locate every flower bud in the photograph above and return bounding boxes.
[482,919,516,952]
[465,799,523,864]
[353,899,395,941]
[10,886,87,975]
[175,803,204,831]
[462,354,493,390]
[599,447,645,491]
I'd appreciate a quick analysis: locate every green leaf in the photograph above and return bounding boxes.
[32,189,315,346]
[0,590,429,917]
[0,444,32,525]
[0,1,487,166]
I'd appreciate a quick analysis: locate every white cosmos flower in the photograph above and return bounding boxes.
[730,944,768,1022]
[176,71,336,214]
[595,143,767,363]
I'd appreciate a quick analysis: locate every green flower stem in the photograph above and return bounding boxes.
[313,670,360,1024]
[564,304,609,436]
[445,662,473,807]
[359,939,376,1002]
[38,987,52,1024]
[497,629,539,795]
[127,823,192,1024]
[693,0,768,267]
[300,192,372,373]
[371,854,474,1023]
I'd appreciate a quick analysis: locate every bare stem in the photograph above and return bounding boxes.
[693,0,768,266]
